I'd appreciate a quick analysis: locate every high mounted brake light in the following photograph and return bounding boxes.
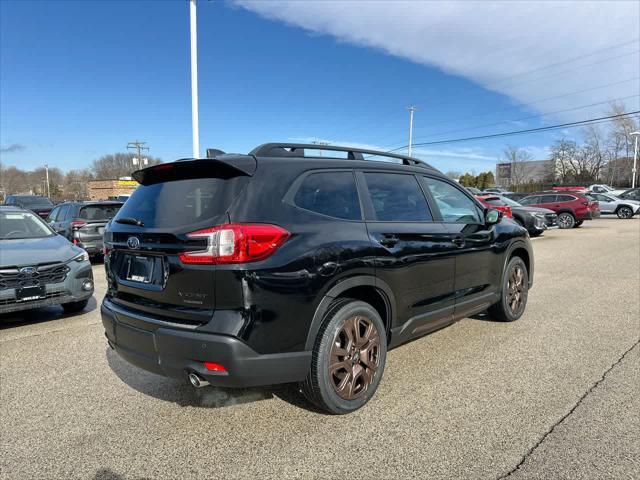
[179,223,290,265]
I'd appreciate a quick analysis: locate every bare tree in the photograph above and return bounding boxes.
[64,169,94,200]
[91,152,162,179]
[444,170,462,180]
[548,138,577,183]
[502,145,533,186]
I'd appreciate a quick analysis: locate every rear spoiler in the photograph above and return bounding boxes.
[133,155,257,186]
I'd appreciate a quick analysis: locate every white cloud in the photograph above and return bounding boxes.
[235,1,640,120]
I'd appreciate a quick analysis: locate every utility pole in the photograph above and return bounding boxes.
[312,139,330,157]
[190,0,200,158]
[631,131,639,188]
[44,164,50,198]
[407,106,418,157]
[127,140,149,169]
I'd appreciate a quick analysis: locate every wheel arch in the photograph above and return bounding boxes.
[304,276,396,350]
[503,240,534,289]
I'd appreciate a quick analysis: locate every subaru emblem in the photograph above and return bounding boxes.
[19,266,36,276]
[127,236,140,249]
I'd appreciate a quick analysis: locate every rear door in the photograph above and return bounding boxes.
[422,176,501,319]
[74,203,122,245]
[358,171,456,338]
[105,159,254,324]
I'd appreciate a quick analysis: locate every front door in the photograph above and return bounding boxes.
[357,171,457,344]
[592,193,615,213]
[421,176,501,319]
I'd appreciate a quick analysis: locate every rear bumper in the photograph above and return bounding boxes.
[101,299,311,388]
[76,238,104,255]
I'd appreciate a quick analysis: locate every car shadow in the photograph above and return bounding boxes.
[93,468,126,480]
[0,295,98,329]
[105,347,321,412]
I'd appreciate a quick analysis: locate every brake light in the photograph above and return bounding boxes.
[71,221,86,229]
[179,223,290,265]
[204,361,227,372]
[581,201,589,206]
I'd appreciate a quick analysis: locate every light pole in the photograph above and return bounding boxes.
[630,131,639,189]
[44,164,50,198]
[407,106,418,157]
[190,0,200,158]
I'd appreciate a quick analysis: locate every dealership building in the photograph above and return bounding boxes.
[496,159,556,187]
[87,178,138,200]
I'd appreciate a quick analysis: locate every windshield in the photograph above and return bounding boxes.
[17,196,53,206]
[79,204,122,221]
[497,196,522,207]
[0,210,54,239]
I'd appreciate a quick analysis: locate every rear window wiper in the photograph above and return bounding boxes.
[115,217,144,227]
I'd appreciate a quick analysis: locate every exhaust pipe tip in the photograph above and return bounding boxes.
[188,372,210,388]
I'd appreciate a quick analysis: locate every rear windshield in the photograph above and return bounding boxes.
[17,196,53,206]
[114,177,249,228]
[79,204,122,221]
[0,210,54,239]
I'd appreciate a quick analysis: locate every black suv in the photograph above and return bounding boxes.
[47,201,123,257]
[4,195,54,219]
[102,143,533,414]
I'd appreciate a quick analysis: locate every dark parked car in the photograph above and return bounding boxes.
[618,188,640,202]
[3,195,54,219]
[101,143,534,414]
[481,195,557,236]
[47,201,123,257]
[518,192,599,229]
[0,206,94,315]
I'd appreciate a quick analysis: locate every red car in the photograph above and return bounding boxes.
[475,195,513,218]
[518,192,599,229]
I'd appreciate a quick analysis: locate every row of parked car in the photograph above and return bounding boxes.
[464,185,640,235]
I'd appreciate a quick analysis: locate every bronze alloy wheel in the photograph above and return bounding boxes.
[507,263,526,313]
[329,315,380,400]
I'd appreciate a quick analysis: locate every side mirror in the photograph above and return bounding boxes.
[485,208,502,225]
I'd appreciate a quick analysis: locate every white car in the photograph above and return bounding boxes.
[588,184,627,197]
[589,193,640,219]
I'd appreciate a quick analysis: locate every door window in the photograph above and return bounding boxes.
[47,206,60,222]
[423,177,482,223]
[57,204,70,221]
[556,195,575,202]
[364,173,432,222]
[293,171,361,220]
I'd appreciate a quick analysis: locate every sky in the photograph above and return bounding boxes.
[1,0,639,174]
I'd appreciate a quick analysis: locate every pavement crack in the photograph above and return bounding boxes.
[497,339,640,480]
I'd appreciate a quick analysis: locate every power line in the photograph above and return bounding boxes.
[409,94,640,142]
[383,111,640,152]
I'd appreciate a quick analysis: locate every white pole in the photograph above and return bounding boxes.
[407,106,417,157]
[45,164,50,197]
[190,0,200,158]
[631,132,640,189]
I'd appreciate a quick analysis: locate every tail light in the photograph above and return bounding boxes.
[581,201,589,206]
[204,361,227,372]
[179,223,290,265]
[71,221,87,230]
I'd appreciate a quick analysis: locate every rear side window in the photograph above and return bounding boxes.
[293,171,361,220]
[114,177,249,228]
[556,195,575,202]
[364,173,432,222]
[79,204,122,221]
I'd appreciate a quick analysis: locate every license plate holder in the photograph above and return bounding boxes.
[125,255,154,284]
[16,285,46,302]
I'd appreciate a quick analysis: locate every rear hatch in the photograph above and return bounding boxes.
[104,157,255,325]
[73,203,122,244]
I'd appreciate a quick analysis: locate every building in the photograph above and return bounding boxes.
[496,159,556,187]
[87,178,138,200]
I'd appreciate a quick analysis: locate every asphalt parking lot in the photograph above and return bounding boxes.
[1,217,639,480]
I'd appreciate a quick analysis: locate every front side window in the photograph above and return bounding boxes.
[364,173,432,222]
[0,210,54,239]
[423,177,481,223]
[293,171,361,220]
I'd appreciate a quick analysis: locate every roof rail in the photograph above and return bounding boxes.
[249,143,433,169]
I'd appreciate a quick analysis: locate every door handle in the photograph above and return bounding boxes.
[380,234,399,247]
[452,235,465,248]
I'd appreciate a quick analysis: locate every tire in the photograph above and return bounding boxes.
[301,298,387,414]
[62,299,89,313]
[557,212,575,229]
[573,220,584,228]
[488,256,529,322]
[616,206,634,219]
